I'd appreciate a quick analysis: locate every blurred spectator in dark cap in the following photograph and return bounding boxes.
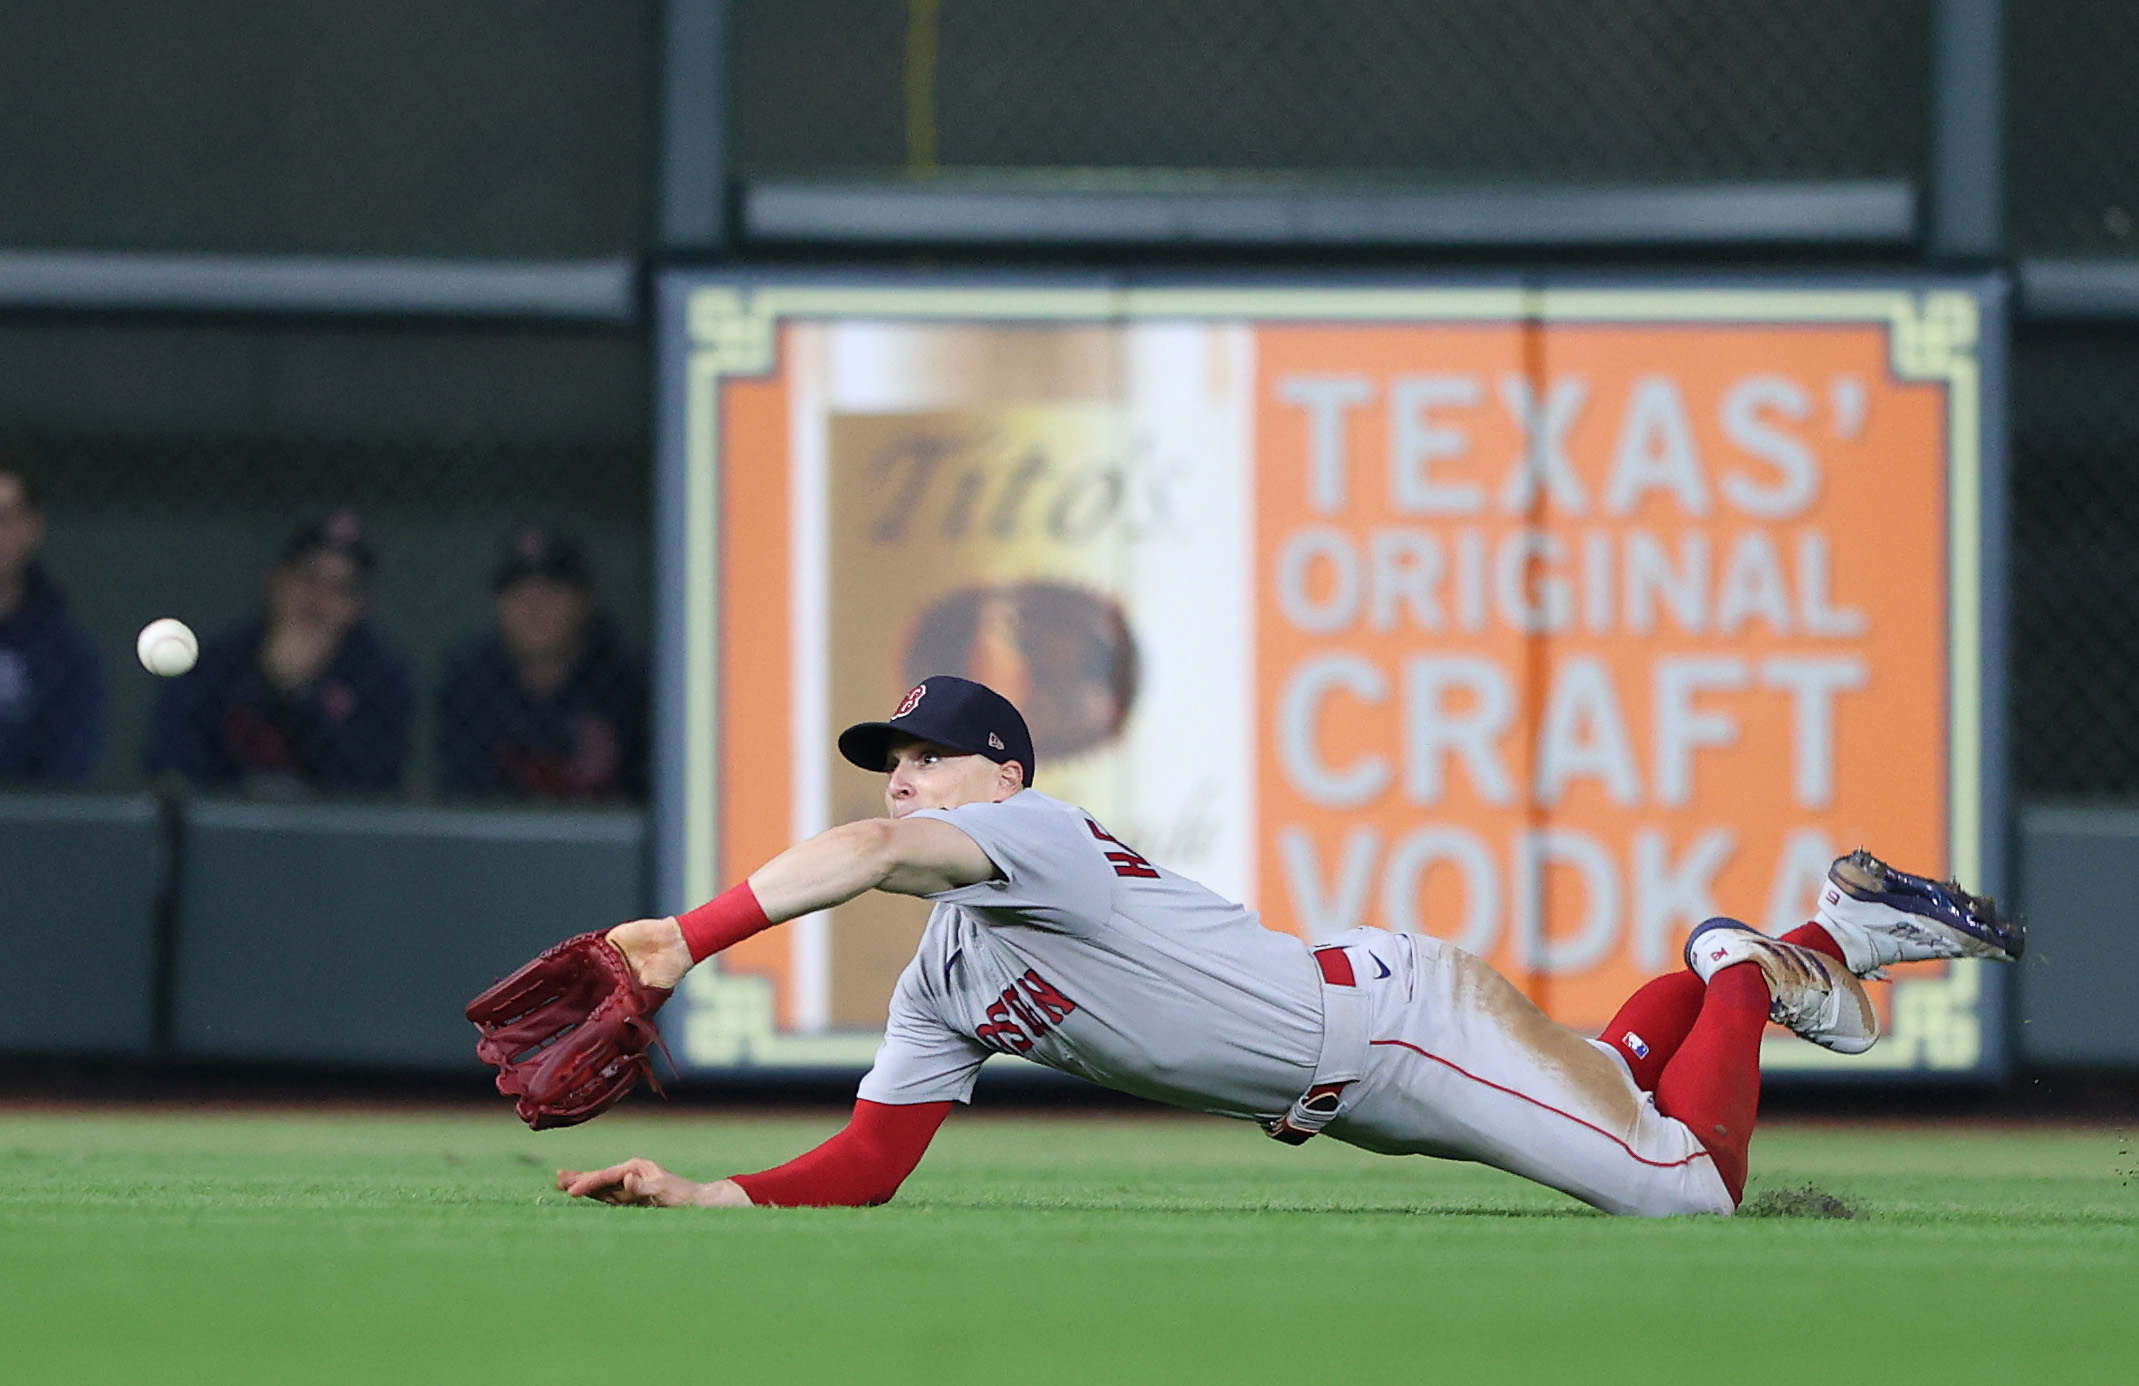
[146,509,411,796]
[0,454,105,782]
[437,526,647,800]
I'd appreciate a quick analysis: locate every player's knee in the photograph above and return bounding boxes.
[1660,1173,1739,1218]
[1608,1167,1738,1217]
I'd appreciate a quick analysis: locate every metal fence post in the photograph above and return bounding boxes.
[660,0,732,256]
[1930,0,2005,263]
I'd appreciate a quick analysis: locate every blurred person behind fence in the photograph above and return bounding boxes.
[0,455,105,782]
[146,509,411,796]
[437,528,647,800]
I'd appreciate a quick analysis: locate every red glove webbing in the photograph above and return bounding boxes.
[729,1099,952,1207]
[676,881,774,962]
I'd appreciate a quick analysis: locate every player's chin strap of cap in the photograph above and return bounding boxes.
[1263,946,1370,1146]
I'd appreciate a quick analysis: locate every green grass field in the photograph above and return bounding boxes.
[1,1107,2132,1385]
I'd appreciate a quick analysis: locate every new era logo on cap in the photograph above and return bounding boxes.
[988,732,1004,750]
[892,683,927,718]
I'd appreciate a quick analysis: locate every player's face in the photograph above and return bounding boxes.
[883,738,1018,817]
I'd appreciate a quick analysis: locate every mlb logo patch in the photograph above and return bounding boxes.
[1622,1031,1650,1059]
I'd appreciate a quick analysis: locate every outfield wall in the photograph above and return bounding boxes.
[9,4,2139,1086]
[0,790,2128,1072]
[0,790,645,1071]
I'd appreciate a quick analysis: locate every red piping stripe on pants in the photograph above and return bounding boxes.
[1368,1039,1714,1173]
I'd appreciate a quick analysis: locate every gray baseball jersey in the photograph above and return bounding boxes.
[852,788,1735,1217]
[855,789,1322,1119]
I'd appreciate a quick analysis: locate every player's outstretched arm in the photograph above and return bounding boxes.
[754,814,1000,909]
[555,1099,953,1210]
[609,816,999,989]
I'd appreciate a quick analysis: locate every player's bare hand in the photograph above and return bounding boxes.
[555,1159,752,1208]
[556,1157,694,1206]
[605,917,692,990]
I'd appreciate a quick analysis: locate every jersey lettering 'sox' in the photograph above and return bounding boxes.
[1086,819,1160,879]
[974,968,1080,1055]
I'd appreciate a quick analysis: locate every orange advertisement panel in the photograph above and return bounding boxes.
[1253,321,1947,1035]
[659,278,1999,1076]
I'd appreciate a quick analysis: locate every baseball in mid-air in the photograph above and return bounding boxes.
[136,618,199,677]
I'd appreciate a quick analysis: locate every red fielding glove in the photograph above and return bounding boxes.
[730,1099,952,1207]
[677,880,775,962]
[466,931,672,1130]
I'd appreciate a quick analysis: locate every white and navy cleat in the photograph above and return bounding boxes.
[1815,849,2025,978]
[1684,917,1880,1055]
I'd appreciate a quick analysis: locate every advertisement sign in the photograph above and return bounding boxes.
[655,276,2004,1076]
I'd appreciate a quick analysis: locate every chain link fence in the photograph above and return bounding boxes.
[7,2,2139,815]
[2010,326,2139,799]
[0,1,655,259]
[2009,0,2139,257]
[2006,1,2139,798]
[733,0,1928,180]
[0,320,651,803]
[13,325,2139,809]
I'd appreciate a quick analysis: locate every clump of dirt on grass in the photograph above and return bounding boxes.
[1739,1184,1860,1219]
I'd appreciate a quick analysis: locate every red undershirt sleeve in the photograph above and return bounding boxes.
[729,1099,953,1207]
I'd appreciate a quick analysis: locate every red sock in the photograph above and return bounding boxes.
[1782,922,1847,965]
[1598,924,1844,1095]
[1654,965,1767,1205]
[1597,972,1706,1092]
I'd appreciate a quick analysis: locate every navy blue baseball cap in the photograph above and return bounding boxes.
[838,675,1035,786]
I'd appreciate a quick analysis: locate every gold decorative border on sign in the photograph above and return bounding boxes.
[675,281,1990,1073]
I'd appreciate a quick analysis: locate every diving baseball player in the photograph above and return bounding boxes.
[556,676,2023,1217]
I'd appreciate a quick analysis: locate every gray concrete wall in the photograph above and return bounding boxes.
[8,794,2139,1073]
[2017,807,2139,1067]
[171,800,647,1069]
[0,792,647,1068]
[0,791,161,1054]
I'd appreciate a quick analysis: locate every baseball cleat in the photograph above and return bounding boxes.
[1684,918,1880,1055]
[1815,849,2025,977]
